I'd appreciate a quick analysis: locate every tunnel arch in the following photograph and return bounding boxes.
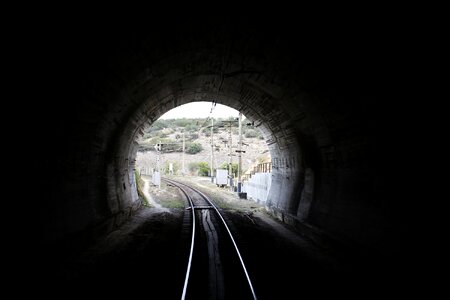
[31,19,398,262]
[88,49,363,248]
[106,75,313,224]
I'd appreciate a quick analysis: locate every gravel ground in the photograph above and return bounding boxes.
[44,176,388,299]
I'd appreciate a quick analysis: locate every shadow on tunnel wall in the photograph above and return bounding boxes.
[17,14,420,288]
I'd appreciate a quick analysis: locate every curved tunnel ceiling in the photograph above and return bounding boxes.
[97,48,346,230]
[27,18,409,262]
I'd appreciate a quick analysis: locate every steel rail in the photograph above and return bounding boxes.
[164,178,257,300]
[166,179,196,300]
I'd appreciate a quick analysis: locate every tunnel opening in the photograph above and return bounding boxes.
[107,88,311,234]
[26,19,418,297]
[134,101,272,205]
[36,41,388,260]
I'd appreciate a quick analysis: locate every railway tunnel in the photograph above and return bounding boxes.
[25,16,415,296]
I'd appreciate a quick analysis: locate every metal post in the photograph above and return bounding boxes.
[221,119,238,190]
[157,141,161,189]
[182,132,185,175]
[238,112,242,192]
[210,118,214,182]
[229,122,233,191]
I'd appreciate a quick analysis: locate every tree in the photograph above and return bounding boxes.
[185,142,203,154]
[219,162,238,177]
[197,162,210,176]
[151,119,169,130]
[185,124,199,132]
[188,162,210,176]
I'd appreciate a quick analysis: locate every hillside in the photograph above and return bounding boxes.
[136,118,269,176]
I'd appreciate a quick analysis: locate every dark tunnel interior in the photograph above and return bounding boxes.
[14,14,421,297]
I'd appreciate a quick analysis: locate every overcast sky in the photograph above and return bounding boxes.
[159,102,240,119]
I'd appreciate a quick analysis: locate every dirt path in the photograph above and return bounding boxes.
[142,177,170,212]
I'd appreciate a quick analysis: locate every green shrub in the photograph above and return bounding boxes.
[188,162,210,176]
[174,118,192,127]
[219,162,238,177]
[185,124,199,132]
[197,162,210,176]
[185,142,203,154]
[151,119,169,130]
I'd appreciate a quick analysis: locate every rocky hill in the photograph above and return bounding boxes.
[136,118,269,176]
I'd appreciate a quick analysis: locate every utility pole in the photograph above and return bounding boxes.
[210,118,214,182]
[221,119,238,190]
[155,141,161,189]
[228,121,232,190]
[237,112,242,192]
[182,131,185,175]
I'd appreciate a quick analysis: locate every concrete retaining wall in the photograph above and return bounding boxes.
[242,172,272,203]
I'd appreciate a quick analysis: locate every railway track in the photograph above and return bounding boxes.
[162,178,257,300]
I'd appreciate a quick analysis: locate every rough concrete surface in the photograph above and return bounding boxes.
[41,176,406,299]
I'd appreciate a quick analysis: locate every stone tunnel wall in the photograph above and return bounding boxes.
[29,19,405,258]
